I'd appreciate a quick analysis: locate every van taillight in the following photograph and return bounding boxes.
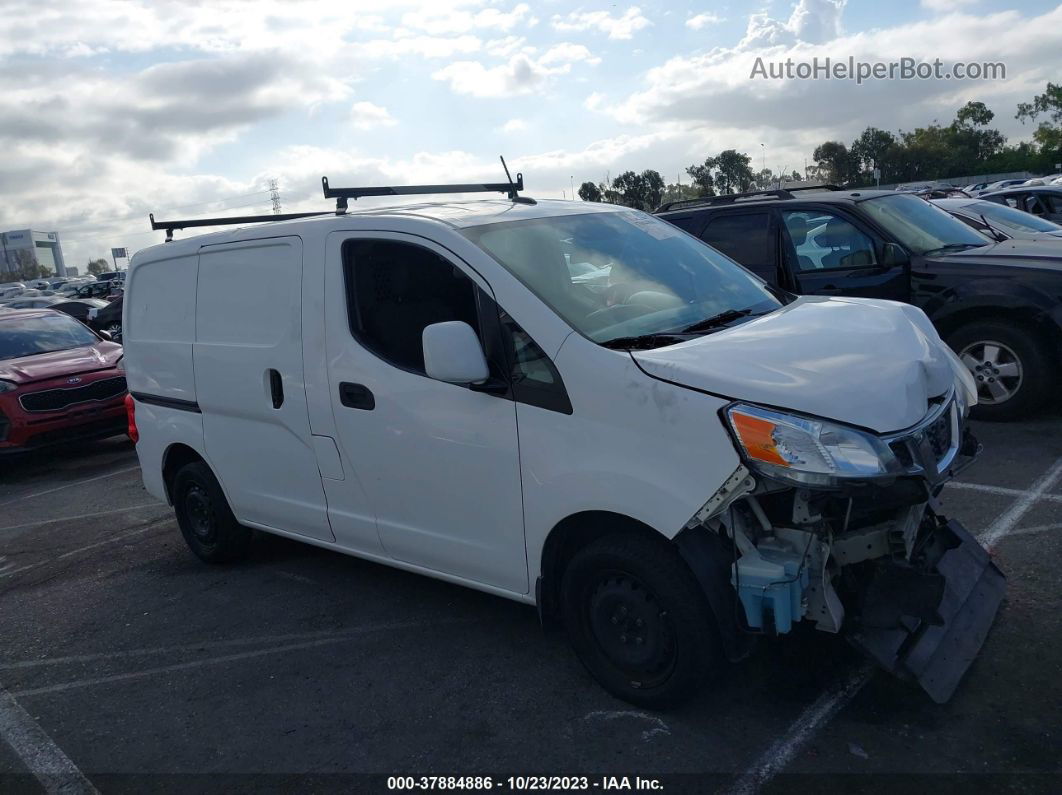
[125,393,139,443]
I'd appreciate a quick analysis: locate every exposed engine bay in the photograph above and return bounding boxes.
[684,406,1005,704]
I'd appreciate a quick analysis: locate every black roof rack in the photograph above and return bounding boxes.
[656,189,796,213]
[654,184,853,213]
[322,155,532,212]
[149,211,334,242]
[149,156,534,241]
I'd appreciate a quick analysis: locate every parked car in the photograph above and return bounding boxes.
[0,296,65,310]
[0,309,127,453]
[975,178,1029,195]
[980,186,1062,223]
[0,283,27,299]
[96,271,126,282]
[50,298,110,323]
[88,295,123,340]
[931,197,1062,241]
[125,184,1002,708]
[656,187,1062,419]
[1020,174,1062,187]
[74,281,114,299]
[961,182,992,194]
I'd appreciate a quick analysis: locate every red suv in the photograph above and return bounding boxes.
[0,309,127,454]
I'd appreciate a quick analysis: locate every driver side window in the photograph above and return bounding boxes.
[782,210,877,271]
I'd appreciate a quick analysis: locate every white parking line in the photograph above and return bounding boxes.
[946,480,1062,504]
[979,457,1062,550]
[723,663,874,795]
[10,619,471,699]
[0,520,169,581]
[0,465,141,508]
[0,684,98,794]
[720,455,1062,794]
[0,503,166,534]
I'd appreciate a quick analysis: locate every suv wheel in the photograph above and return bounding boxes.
[560,533,721,709]
[947,321,1051,421]
[172,461,252,563]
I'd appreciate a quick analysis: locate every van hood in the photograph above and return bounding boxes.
[631,296,973,433]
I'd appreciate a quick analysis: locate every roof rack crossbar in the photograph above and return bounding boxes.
[149,211,335,242]
[322,171,525,212]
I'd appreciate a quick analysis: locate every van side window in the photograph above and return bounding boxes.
[496,308,573,415]
[343,240,482,375]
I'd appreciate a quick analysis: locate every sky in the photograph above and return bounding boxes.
[1,0,1060,270]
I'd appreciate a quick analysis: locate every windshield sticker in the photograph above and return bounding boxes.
[619,211,681,240]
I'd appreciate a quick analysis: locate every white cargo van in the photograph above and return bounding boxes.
[125,177,1004,707]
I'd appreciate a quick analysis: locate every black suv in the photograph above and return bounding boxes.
[655,187,1062,420]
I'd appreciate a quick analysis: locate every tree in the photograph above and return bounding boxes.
[1016,82,1062,161]
[608,169,666,210]
[578,181,602,202]
[956,100,994,128]
[658,182,701,206]
[685,159,716,195]
[714,150,754,193]
[686,150,753,195]
[87,258,108,275]
[850,127,896,179]
[812,141,857,185]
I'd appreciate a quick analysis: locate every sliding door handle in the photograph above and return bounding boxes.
[268,369,284,409]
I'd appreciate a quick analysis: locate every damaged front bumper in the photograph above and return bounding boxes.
[683,408,1004,704]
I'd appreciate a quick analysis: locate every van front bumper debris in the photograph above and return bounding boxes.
[847,517,1005,703]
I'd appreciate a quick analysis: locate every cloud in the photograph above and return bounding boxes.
[350,101,397,129]
[686,13,723,31]
[432,43,598,98]
[741,0,846,48]
[606,2,1062,181]
[922,0,978,10]
[500,119,527,132]
[551,7,651,40]
[360,34,482,59]
[400,3,534,35]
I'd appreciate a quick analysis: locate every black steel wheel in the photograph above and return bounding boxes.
[561,533,721,709]
[172,461,251,564]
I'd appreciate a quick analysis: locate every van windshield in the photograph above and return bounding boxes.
[462,210,781,346]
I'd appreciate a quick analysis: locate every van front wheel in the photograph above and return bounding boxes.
[560,533,721,709]
[172,461,251,564]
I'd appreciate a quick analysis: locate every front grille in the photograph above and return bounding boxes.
[923,410,952,461]
[19,376,127,413]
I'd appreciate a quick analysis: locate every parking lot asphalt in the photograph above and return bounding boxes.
[1,411,1060,794]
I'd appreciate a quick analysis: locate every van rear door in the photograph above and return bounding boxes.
[194,236,334,542]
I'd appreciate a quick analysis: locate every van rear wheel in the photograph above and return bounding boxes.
[172,461,251,564]
[560,533,721,709]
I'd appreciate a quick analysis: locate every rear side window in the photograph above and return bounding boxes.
[342,240,482,375]
[660,213,703,235]
[700,213,772,267]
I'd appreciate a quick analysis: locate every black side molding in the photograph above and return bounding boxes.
[130,392,202,413]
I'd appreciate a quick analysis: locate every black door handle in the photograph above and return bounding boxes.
[339,382,375,410]
[268,369,284,409]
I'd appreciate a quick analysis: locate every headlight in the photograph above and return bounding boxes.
[726,403,902,487]
[0,379,17,393]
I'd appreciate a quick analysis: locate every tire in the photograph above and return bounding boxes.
[946,321,1052,421]
[172,461,252,563]
[560,533,721,709]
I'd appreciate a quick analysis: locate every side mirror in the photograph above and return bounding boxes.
[422,321,489,385]
[98,330,113,341]
[880,242,910,267]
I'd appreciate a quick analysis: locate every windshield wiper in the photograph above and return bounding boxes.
[923,242,985,255]
[600,333,689,351]
[678,308,759,334]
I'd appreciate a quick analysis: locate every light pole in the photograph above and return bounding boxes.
[760,143,766,175]
[570,175,575,200]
